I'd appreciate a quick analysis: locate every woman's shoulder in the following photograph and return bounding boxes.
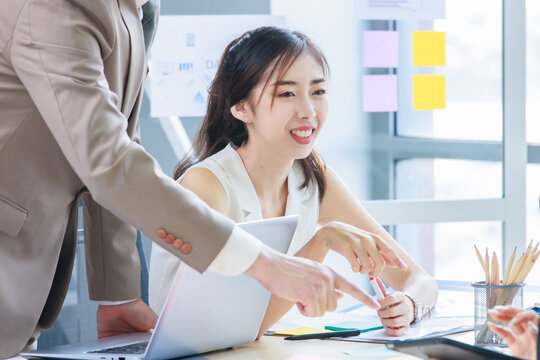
[179,145,235,181]
[179,165,229,215]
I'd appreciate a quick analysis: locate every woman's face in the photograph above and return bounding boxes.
[243,52,328,161]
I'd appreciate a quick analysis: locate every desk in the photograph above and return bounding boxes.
[191,332,475,360]
[16,281,536,360]
[193,280,536,360]
[9,332,475,360]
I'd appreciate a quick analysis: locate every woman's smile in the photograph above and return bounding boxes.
[290,126,315,144]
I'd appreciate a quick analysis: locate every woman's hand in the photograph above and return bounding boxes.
[376,286,415,336]
[317,221,407,277]
[488,306,538,360]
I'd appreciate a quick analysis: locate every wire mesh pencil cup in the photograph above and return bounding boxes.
[472,281,524,346]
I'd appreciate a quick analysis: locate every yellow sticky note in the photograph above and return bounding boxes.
[413,75,446,110]
[272,327,330,336]
[413,31,445,66]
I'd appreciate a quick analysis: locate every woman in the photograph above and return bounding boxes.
[150,26,438,338]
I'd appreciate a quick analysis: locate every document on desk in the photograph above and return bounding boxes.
[335,289,474,343]
[270,289,474,344]
[336,315,473,343]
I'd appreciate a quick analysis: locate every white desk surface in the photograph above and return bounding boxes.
[185,332,475,360]
[7,332,478,360]
[193,281,537,360]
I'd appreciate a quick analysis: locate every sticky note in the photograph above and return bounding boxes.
[272,327,330,336]
[363,74,398,112]
[363,30,399,68]
[413,75,446,110]
[413,31,445,66]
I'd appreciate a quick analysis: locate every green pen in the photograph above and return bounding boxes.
[324,325,384,333]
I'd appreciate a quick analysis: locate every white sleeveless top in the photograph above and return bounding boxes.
[149,144,320,312]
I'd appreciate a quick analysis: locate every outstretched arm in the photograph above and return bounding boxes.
[318,167,438,335]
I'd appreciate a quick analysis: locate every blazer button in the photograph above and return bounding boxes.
[156,229,167,238]
[165,234,175,244]
[181,243,192,254]
[173,238,184,249]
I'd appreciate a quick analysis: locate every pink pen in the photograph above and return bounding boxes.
[370,277,401,330]
[369,276,385,300]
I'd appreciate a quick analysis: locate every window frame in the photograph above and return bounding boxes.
[361,0,527,272]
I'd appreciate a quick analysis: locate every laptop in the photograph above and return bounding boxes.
[22,215,299,360]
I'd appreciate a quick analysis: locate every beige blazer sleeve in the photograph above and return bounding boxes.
[82,193,141,301]
[10,0,234,281]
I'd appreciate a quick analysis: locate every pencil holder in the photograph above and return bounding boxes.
[471,281,524,346]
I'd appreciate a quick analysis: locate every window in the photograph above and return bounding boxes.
[143,0,531,284]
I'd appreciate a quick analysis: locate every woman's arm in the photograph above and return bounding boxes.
[318,167,438,336]
[257,170,409,337]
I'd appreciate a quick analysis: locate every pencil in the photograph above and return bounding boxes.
[474,245,485,269]
[474,245,488,281]
[503,247,517,285]
[485,249,490,285]
[493,252,499,285]
[508,253,525,284]
[526,240,533,255]
[516,254,535,284]
[532,242,539,261]
[518,243,539,283]
[492,251,501,285]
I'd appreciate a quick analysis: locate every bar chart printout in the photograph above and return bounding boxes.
[358,0,445,20]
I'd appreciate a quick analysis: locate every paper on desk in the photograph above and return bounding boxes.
[344,346,402,358]
[271,289,474,343]
[287,355,337,360]
[342,301,473,343]
[431,289,474,318]
[338,316,473,343]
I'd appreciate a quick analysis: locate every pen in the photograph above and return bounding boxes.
[324,325,384,332]
[369,276,385,299]
[284,329,360,340]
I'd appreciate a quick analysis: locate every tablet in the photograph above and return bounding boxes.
[386,337,520,360]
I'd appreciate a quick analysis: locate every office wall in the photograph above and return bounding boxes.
[140,0,270,178]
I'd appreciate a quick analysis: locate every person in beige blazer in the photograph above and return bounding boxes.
[0,0,380,357]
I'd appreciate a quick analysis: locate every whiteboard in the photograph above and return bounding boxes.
[150,15,286,117]
[358,0,445,20]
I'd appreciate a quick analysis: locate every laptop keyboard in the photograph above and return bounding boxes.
[88,341,149,354]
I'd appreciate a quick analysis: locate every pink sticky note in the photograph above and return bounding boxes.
[362,74,398,112]
[363,30,399,68]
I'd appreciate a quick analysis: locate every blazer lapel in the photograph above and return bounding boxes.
[284,163,316,255]
[118,0,145,116]
[227,146,262,221]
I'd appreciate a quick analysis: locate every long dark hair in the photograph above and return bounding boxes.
[174,26,329,200]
